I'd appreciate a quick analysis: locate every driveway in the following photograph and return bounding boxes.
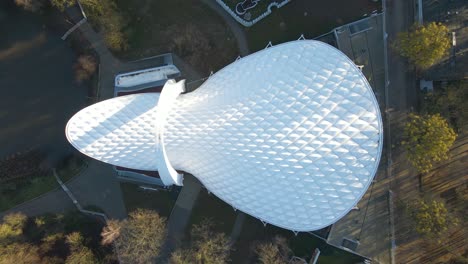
[0,3,87,163]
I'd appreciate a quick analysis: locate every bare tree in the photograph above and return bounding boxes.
[101,209,167,264]
[100,219,121,246]
[255,236,305,264]
[65,232,98,264]
[170,219,231,264]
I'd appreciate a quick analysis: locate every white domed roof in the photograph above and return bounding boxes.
[66,40,383,231]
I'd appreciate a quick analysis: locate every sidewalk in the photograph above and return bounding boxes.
[159,174,202,260]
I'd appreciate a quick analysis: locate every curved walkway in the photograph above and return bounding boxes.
[0,160,127,220]
[200,0,250,56]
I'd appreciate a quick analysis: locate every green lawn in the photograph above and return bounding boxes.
[114,0,238,75]
[244,0,380,51]
[120,182,179,218]
[0,155,86,212]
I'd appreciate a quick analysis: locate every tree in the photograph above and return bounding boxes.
[402,113,457,173]
[74,55,97,83]
[102,209,167,264]
[0,213,27,244]
[100,219,121,246]
[394,22,450,69]
[407,199,457,238]
[170,219,231,264]
[65,232,98,264]
[0,243,41,264]
[422,81,468,132]
[50,0,75,11]
[14,0,44,12]
[255,236,303,264]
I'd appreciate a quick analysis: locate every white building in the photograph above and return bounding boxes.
[65,40,383,232]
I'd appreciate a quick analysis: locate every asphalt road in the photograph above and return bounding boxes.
[0,4,87,163]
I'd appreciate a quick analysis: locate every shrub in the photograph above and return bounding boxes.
[50,0,75,11]
[14,0,44,12]
[104,29,128,52]
[0,213,28,243]
[74,55,97,83]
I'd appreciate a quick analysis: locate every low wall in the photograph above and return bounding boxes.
[216,0,290,27]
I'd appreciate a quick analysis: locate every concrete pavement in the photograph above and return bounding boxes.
[159,174,202,260]
[66,160,127,219]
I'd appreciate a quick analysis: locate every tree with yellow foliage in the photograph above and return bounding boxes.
[395,22,450,69]
[411,199,447,236]
[402,113,457,173]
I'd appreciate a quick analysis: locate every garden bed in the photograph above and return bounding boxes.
[120,182,180,218]
[219,0,290,26]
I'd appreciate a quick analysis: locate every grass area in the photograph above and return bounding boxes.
[232,215,364,264]
[120,182,179,218]
[186,190,363,263]
[244,0,380,51]
[114,0,238,75]
[187,189,238,235]
[0,155,86,212]
[0,174,55,212]
[79,0,128,51]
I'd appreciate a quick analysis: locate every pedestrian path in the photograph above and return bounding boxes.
[166,175,202,245]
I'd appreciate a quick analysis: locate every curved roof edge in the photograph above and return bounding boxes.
[155,79,185,186]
